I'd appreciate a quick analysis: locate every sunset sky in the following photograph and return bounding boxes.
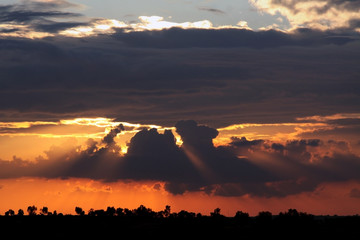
[0,0,360,216]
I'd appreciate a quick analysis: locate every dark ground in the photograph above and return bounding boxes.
[1,214,359,239]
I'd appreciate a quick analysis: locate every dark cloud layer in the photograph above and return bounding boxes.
[0,1,359,126]
[113,27,358,48]
[0,0,83,34]
[198,7,226,15]
[0,1,358,127]
[0,30,359,126]
[0,121,359,197]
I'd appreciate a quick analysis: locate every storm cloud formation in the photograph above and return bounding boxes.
[0,121,359,197]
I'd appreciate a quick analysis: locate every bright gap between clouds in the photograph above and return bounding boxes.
[0,114,353,161]
[59,16,251,37]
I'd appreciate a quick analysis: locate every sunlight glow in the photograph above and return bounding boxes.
[0,121,57,129]
[54,16,249,38]
[296,113,360,122]
[60,118,118,128]
[182,146,214,181]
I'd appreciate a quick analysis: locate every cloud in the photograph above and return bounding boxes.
[221,136,360,197]
[0,2,244,38]
[0,121,271,195]
[198,7,226,15]
[250,0,360,30]
[0,1,359,134]
[0,1,359,199]
[102,124,124,146]
[1,28,359,127]
[1,121,359,198]
[0,5,80,23]
[112,27,358,49]
[0,0,84,37]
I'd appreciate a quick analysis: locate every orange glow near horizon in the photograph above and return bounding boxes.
[0,177,359,216]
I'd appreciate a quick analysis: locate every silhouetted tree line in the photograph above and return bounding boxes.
[1,205,359,238]
[1,204,356,222]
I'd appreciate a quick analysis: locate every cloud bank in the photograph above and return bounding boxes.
[0,28,359,126]
[1,121,359,197]
[0,1,359,127]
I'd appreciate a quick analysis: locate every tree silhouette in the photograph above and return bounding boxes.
[0,204,358,238]
[88,208,95,216]
[115,207,124,217]
[106,206,116,216]
[94,209,105,216]
[5,209,15,216]
[75,207,85,216]
[124,208,132,217]
[163,205,171,218]
[256,211,272,224]
[177,210,195,218]
[27,205,37,216]
[211,208,223,218]
[234,211,250,224]
[278,209,314,224]
[17,209,24,216]
[133,205,155,218]
[40,206,48,215]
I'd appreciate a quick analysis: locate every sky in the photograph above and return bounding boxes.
[0,0,360,216]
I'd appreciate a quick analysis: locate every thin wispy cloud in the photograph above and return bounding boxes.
[198,7,226,15]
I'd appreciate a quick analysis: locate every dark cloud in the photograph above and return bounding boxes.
[229,137,264,148]
[0,1,359,126]
[1,121,359,197]
[198,7,226,15]
[113,27,358,49]
[223,137,360,197]
[0,7,79,23]
[0,1,81,22]
[0,1,83,33]
[0,28,359,126]
[102,124,124,146]
[0,121,271,195]
[175,120,218,150]
[33,21,86,33]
